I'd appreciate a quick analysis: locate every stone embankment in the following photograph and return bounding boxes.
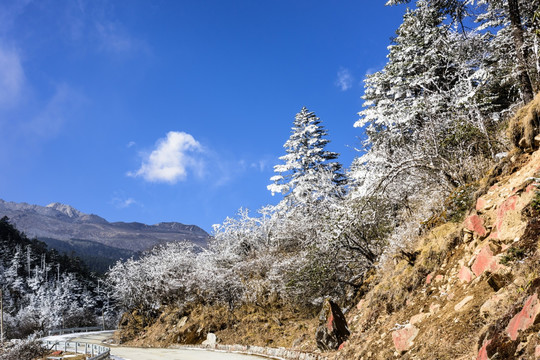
[173,344,327,360]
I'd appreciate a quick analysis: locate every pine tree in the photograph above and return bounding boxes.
[268,107,345,205]
[353,0,511,200]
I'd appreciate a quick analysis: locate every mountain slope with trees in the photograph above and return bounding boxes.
[0,217,115,340]
[0,200,209,273]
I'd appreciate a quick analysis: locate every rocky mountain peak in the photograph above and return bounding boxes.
[46,202,84,218]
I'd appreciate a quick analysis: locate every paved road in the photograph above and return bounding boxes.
[62,331,272,360]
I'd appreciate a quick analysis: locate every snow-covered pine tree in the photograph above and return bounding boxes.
[475,0,539,101]
[268,107,346,206]
[352,0,511,201]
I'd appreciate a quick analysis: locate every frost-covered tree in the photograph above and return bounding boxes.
[108,242,198,314]
[352,0,516,205]
[475,0,540,101]
[0,217,104,338]
[268,107,346,206]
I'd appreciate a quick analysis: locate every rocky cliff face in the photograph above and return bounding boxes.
[331,149,540,359]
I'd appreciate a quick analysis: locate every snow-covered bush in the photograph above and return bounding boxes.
[0,336,46,360]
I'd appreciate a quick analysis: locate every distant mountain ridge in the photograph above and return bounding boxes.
[0,199,209,272]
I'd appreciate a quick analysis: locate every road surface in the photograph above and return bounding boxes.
[45,331,276,360]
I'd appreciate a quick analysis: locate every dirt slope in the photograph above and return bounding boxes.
[332,150,540,360]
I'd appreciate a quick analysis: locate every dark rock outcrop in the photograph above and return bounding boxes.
[315,299,350,351]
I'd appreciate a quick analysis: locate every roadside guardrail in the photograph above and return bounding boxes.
[47,326,103,336]
[44,340,110,360]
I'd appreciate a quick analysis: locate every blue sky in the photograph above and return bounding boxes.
[0,0,406,232]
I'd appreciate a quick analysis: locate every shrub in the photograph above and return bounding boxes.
[0,336,46,360]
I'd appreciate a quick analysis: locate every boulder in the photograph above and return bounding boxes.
[476,197,487,211]
[392,324,419,353]
[202,332,217,345]
[315,299,350,351]
[464,214,487,237]
[495,196,518,236]
[476,339,492,360]
[480,291,508,318]
[506,293,540,340]
[471,245,500,277]
[410,312,430,325]
[458,266,473,283]
[454,295,474,312]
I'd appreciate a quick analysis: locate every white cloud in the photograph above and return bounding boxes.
[0,44,24,108]
[127,141,136,148]
[335,67,353,91]
[112,196,137,208]
[128,131,204,184]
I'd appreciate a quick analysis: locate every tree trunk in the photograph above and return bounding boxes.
[508,0,535,102]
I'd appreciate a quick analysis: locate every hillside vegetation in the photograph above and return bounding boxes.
[0,217,115,339]
[107,0,540,358]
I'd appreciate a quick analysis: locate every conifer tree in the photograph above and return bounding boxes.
[268,107,345,205]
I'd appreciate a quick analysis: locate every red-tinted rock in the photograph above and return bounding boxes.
[356,299,365,311]
[392,324,419,353]
[316,299,350,350]
[496,196,518,232]
[489,184,499,192]
[477,339,492,360]
[506,293,540,340]
[464,214,487,237]
[434,275,444,283]
[471,245,500,277]
[327,311,334,331]
[476,197,487,211]
[535,344,540,358]
[526,183,539,193]
[426,273,433,284]
[458,266,473,283]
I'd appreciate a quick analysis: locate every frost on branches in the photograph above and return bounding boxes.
[108,0,540,330]
[0,217,114,339]
[268,107,346,207]
[107,108,389,313]
[350,0,540,254]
